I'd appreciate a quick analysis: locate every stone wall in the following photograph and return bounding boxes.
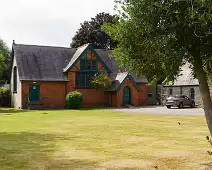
[162,86,212,107]
[146,85,161,105]
[10,55,22,109]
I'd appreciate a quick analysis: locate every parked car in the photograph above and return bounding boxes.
[165,95,195,109]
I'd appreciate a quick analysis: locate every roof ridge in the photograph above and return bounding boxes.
[77,43,91,49]
[118,72,128,75]
[13,43,112,51]
[14,43,77,50]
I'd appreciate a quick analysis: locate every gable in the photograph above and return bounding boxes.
[163,63,199,86]
[63,44,112,73]
[117,75,142,92]
[109,73,142,92]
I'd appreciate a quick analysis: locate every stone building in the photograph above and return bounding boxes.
[162,63,211,106]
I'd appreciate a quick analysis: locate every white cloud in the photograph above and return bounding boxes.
[0,0,115,47]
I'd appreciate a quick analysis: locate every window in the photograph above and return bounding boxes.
[80,59,86,70]
[190,88,195,100]
[80,59,97,71]
[13,66,17,92]
[76,72,96,88]
[180,86,183,94]
[148,93,153,98]
[76,59,98,88]
[169,88,173,96]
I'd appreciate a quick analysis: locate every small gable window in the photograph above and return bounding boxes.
[13,66,17,92]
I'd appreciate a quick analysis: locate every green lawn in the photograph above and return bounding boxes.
[0,108,211,170]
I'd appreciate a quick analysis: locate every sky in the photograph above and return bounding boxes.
[0,0,115,48]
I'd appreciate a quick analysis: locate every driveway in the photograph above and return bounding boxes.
[112,106,204,116]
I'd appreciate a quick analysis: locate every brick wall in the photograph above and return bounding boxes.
[67,71,103,107]
[22,81,66,109]
[109,92,118,107]
[116,80,146,107]
[138,84,147,106]
[21,80,147,109]
[75,89,102,107]
[65,49,110,107]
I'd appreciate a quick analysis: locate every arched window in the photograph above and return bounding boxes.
[190,88,195,100]
[13,66,17,92]
[169,88,173,96]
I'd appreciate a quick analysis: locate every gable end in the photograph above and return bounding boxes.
[64,44,112,73]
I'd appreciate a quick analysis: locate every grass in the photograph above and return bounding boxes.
[0,108,211,170]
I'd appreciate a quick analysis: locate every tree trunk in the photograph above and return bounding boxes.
[193,55,212,136]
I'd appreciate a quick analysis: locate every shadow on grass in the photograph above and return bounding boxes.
[0,132,98,169]
[201,162,212,169]
[0,108,30,114]
[169,107,197,109]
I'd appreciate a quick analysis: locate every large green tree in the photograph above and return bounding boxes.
[0,38,10,86]
[71,12,117,49]
[105,0,212,134]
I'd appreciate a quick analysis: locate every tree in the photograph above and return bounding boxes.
[0,54,6,82]
[0,38,11,86]
[104,0,212,135]
[71,12,118,49]
[92,74,112,106]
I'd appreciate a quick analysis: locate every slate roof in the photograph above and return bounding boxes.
[164,63,199,86]
[109,72,128,91]
[63,44,89,72]
[95,49,148,83]
[13,43,148,84]
[13,44,77,81]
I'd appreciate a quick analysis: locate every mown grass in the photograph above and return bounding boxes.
[0,108,211,170]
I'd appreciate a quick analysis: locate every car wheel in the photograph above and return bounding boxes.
[178,102,183,109]
[166,106,171,109]
[191,102,195,108]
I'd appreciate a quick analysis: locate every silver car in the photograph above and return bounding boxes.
[166,95,195,109]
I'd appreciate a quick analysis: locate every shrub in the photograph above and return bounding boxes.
[66,91,84,109]
[0,88,10,97]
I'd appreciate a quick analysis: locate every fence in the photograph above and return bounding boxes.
[0,95,11,107]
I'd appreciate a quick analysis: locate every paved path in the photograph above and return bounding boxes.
[112,106,204,116]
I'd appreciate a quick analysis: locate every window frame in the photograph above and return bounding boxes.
[190,88,195,100]
[76,58,98,89]
[148,92,153,98]
[169,88,173,96]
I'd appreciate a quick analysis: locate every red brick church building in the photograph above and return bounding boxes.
[10,42,147,109]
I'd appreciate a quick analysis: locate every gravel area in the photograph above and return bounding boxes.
[112,106,205,116]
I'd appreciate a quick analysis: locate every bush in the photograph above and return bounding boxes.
[66,91,84,109]
[0,88,10,97]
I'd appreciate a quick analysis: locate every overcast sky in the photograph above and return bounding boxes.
[0,0,115,48]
